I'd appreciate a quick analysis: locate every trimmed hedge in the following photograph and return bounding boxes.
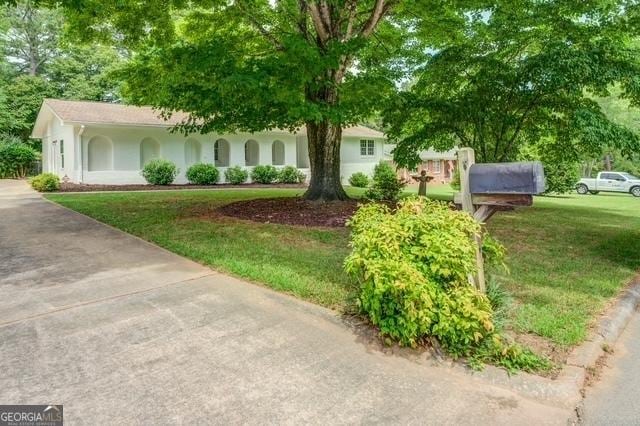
[278,166,306,184]
[251,165,279,184]
[186,163,219,185]
[349,172,369,188]
[141,159,179,185]
[225,165,249,184]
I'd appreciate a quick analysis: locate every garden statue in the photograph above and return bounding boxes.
[412,170,434,196]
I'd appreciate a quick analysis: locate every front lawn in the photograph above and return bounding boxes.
[47,186,640,350]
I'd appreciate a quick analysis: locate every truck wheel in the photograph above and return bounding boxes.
[576,184,589,195]
[631,186,640,197]
[589,191,600,195]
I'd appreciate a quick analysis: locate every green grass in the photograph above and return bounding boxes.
[46,185,640,348]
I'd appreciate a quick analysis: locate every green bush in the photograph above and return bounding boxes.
[450,169,461,191]
[345,197,548,371]
[186,163,219,185]
[0,138,39,178]
[278,166,306,184]
[364,162,406,201]
[141,159,178,185]
[349,172,370,188]
[29,173,60,192]
[251,165,279,184]
[225,165,249,185]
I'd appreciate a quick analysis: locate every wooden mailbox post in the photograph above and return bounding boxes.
[455,148,544,292]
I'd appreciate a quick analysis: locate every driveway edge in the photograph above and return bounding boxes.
[453,277,640,411]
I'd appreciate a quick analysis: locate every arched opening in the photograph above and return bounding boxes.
[140,137,160,168]
[185,138,202,166]
[214,139,230,167]
[272,140,285,165]
[245,140,259,166]
[87,136,113,171]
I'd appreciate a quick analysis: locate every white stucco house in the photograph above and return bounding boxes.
[31,99,386,185]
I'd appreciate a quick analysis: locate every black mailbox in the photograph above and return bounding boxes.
[469,162,545,195]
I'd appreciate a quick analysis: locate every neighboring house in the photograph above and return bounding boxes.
[384,144,458,184]
[31,99,386,185]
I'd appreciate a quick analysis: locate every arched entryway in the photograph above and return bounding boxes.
[214,139,230,167]
[139,137,160,168]
[245,140,259,166]
[185,138,202,166]
[272,140,285,165]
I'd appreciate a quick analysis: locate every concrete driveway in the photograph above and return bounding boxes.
[0,180,570,424]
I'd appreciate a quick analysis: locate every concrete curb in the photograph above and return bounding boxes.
[452,278,640,410]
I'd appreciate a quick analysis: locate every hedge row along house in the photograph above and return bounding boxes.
[31,99,386,185]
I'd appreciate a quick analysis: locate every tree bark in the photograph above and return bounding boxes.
[304,120,349,201]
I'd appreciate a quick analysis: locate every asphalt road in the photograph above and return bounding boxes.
[582,309,640,425]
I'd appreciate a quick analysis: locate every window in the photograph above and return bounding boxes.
[60,139,64,169]
[434,160,441,173]
[360,140,375,156]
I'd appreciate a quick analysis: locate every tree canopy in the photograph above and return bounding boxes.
[386,0,640,172]
[32,0,480,199]
[0,0,125,142]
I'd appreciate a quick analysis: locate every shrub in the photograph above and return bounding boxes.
[278,166,306,184]
[225,165,249,185]
[345,197,548,371]
[141,159,178,185]
[349,172,369,188]
[0,138,39,178]
[450,169,461,191]
[364,162,405,201]
[251,165,279,184]
[29,173,60,192]
[186,163,219,185]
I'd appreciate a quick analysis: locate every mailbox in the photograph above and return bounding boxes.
[469,162,545,195]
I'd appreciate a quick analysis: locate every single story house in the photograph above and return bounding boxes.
[31,99,386,185]
[384,145,458,184]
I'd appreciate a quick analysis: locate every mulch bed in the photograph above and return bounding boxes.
[218,197,361,227]
[56,183,307,193]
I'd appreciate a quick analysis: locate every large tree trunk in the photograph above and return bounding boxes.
[304,120,349,201]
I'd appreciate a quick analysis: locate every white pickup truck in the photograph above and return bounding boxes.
[576,172,640,197]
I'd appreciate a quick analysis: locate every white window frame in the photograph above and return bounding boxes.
[434,160,441,174]
[360,139,375,157]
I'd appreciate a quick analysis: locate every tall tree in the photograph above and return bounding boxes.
[36,0,471,200]
[386,0,640,170]
[1,0,61,75]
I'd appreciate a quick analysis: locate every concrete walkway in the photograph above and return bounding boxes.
[582,310,640,425]
[0,180,570,424]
